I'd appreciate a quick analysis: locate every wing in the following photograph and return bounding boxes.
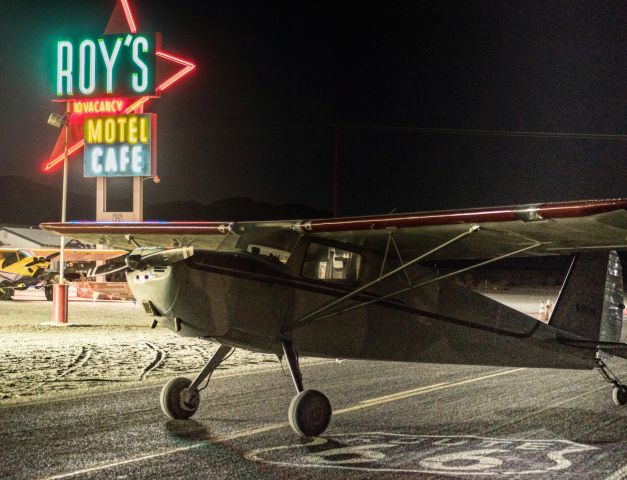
[30,248,128,262]
[298,198,627,260]
[39,221,233,251]
[40,199,627,260]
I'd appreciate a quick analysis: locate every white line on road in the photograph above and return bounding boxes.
[39,367,525,480]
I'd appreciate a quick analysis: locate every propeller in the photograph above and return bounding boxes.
[24,252,61,268]
[87,246,194,278]
[86,262,130,278]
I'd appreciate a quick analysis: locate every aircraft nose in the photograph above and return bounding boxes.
[126,265,179,317]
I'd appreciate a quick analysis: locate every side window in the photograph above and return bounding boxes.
[301,242,361,282]
[246,244,290,265]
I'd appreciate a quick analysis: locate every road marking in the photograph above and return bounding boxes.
[605,464,627,480]
[356,383,451,405]
[246,433,597,475]
[40,367,525,480]
[336,368,525,414]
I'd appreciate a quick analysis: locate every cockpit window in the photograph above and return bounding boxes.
[1,252,20,268]
[301,242,361,282]
[240,228,299,266]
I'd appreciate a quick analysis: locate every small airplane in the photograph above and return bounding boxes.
[0,249,56,300]
[0,248,126,301]
[42,198,627,437]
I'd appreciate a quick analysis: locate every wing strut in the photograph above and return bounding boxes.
[284,237,541,333]
[380,232,412,286]
[284,226,490,334]
[286,225,480,333]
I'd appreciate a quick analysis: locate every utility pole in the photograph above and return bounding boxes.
[333,126,340,217]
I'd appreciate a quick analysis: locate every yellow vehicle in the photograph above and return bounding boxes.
[0,249,54,300]
[0,248,127,300]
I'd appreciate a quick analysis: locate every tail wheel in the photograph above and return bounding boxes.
[288,389,332,438]
[612,386,627,406]
[160,377,200,420]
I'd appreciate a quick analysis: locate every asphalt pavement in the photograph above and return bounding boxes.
[1,357,626,479]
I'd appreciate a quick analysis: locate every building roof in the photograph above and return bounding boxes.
[0,226,71,248]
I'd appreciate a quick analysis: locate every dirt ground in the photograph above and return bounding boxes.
[0,286,609,404]
[0,290,291,403]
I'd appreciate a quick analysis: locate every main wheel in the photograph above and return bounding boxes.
[612,386,627,406]
[288,389,332,438]
[44,286,53,301]
[0,289,12,301]
[160,377,200,419]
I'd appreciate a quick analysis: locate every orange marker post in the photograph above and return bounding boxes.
[52,284,69,324]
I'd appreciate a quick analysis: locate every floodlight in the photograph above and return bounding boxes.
[47,113,68,128]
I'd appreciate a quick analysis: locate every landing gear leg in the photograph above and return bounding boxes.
[160,344,234,419]
[281,338,332,437]
[596,359,627,406]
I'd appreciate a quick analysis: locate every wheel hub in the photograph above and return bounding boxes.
[182,389,199,410]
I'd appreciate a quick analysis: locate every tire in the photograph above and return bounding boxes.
[44,286,53,301]
[0,289,12,301]
[288,389,332,438]
[160,377,199,420]
[612,386,627,406]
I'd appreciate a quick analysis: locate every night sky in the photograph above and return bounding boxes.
[1,0,626,217]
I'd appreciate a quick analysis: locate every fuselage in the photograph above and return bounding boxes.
[127,238,598,371]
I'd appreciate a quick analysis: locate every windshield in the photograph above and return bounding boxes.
[1,252,20,268]
[240,228,299,266]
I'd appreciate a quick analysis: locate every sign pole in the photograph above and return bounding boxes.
[53,102,70,324]
[135,102,144,222]
[60,102,69,280]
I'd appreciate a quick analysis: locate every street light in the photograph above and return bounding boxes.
[47,109,70,324]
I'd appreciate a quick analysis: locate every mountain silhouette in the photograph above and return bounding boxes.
[0,175,331,226]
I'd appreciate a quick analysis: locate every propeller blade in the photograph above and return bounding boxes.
[86,247,194,277]
[86,263,129,278]
[45,252,61,261]
[25,257,47,268]
[126,246,194,270]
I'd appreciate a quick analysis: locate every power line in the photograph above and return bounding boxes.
[338,124,627,141]
[160,124,627,141]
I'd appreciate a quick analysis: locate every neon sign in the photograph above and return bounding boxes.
[65,98,131,126]
[56,34,156,99]
[83,114,155,177]
[44,0,195,173]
